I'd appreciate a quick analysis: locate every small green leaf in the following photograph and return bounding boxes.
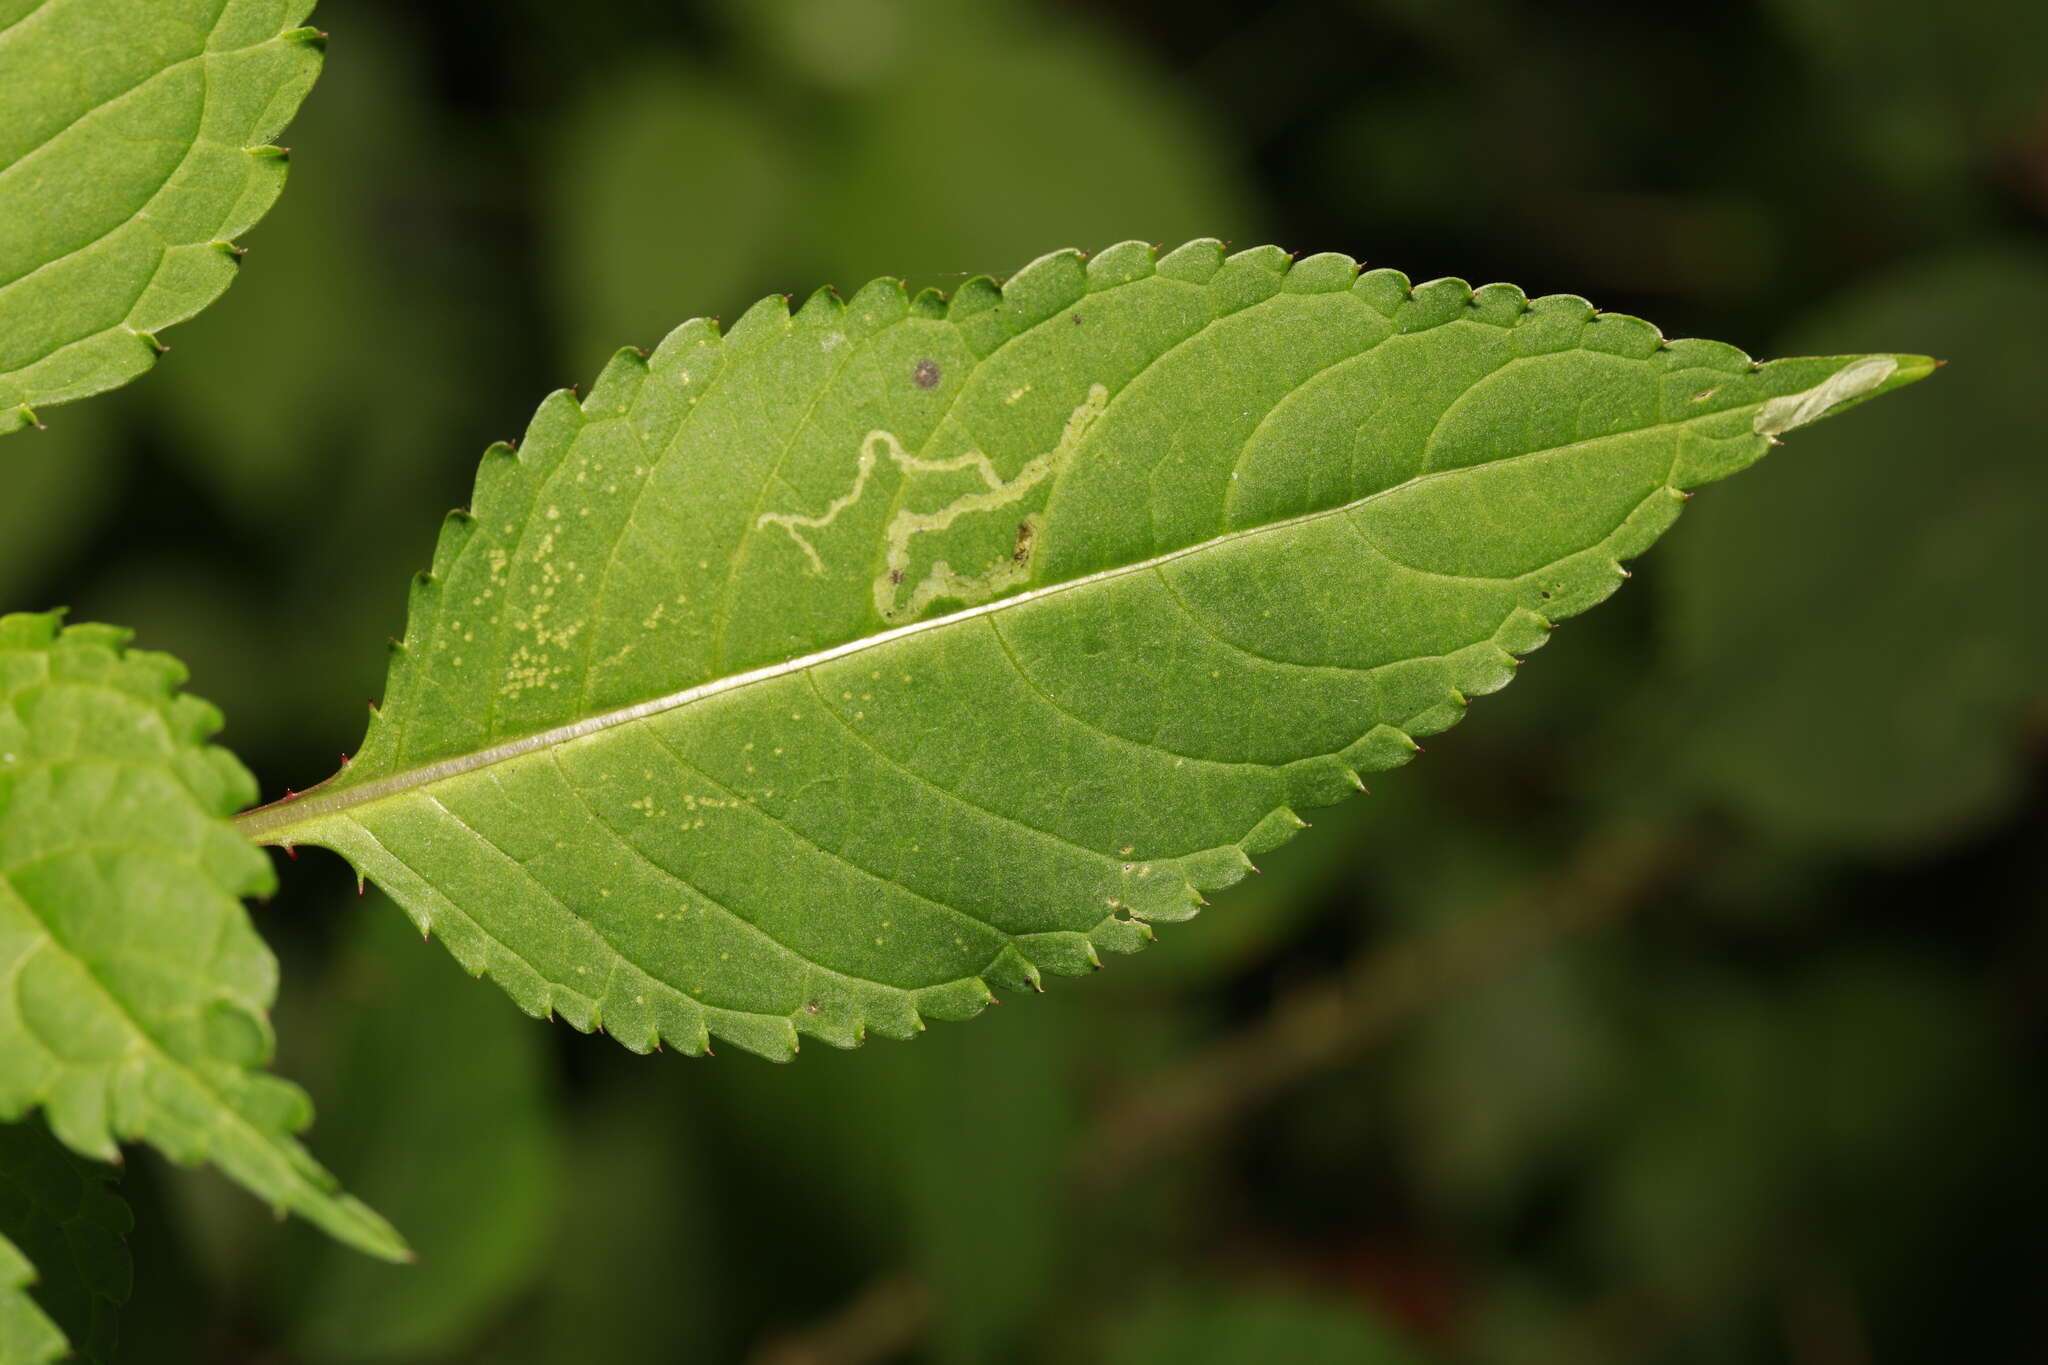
[0,1236,64,1358]
[0,1120,129,1365]
[241,242,1929,1061]
[0,1229,66,1365]
[0,612,405,1262]
[0,0,323,435]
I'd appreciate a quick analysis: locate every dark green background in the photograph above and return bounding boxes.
[5,1,2044,1360]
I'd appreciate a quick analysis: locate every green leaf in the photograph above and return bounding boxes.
[239,241,1929,1061]
[0,612,405,1261]
[0,1229,66,1365]
[0,1120,129,1365]
[0,0,323,435]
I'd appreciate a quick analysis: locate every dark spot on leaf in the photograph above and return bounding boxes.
[1072,313,1083,324]
[804,1000,821,1015]
[1012,520,1035,562]
[912,358,941,389]
[888,568,904,584]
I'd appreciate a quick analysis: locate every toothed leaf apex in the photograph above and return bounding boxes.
[234,242,1928,1065]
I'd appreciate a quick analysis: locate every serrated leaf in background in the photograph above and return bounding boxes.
[0,1228,65,1365]
[0,1120,128,1365]
[241,241,1928,1062]
[0,0,323,434]
[1649,248,2048,854]
[0,613,403,1263]
[65,11,526,784]
[0,0,2022,1357]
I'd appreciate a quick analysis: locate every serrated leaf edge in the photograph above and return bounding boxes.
[0,611,409,1262]
[0,5,325,435]
[240,240,1929,1062]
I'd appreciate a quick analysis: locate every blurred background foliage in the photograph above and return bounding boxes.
[2,0,2043,1361]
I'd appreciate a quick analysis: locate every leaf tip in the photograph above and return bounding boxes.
[1892,352,1942,385]
[1753,353,1928,436]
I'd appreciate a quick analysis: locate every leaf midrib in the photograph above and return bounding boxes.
[235,403,1748,843]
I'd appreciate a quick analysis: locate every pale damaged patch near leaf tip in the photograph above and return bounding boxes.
[1753,355,1903,437]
